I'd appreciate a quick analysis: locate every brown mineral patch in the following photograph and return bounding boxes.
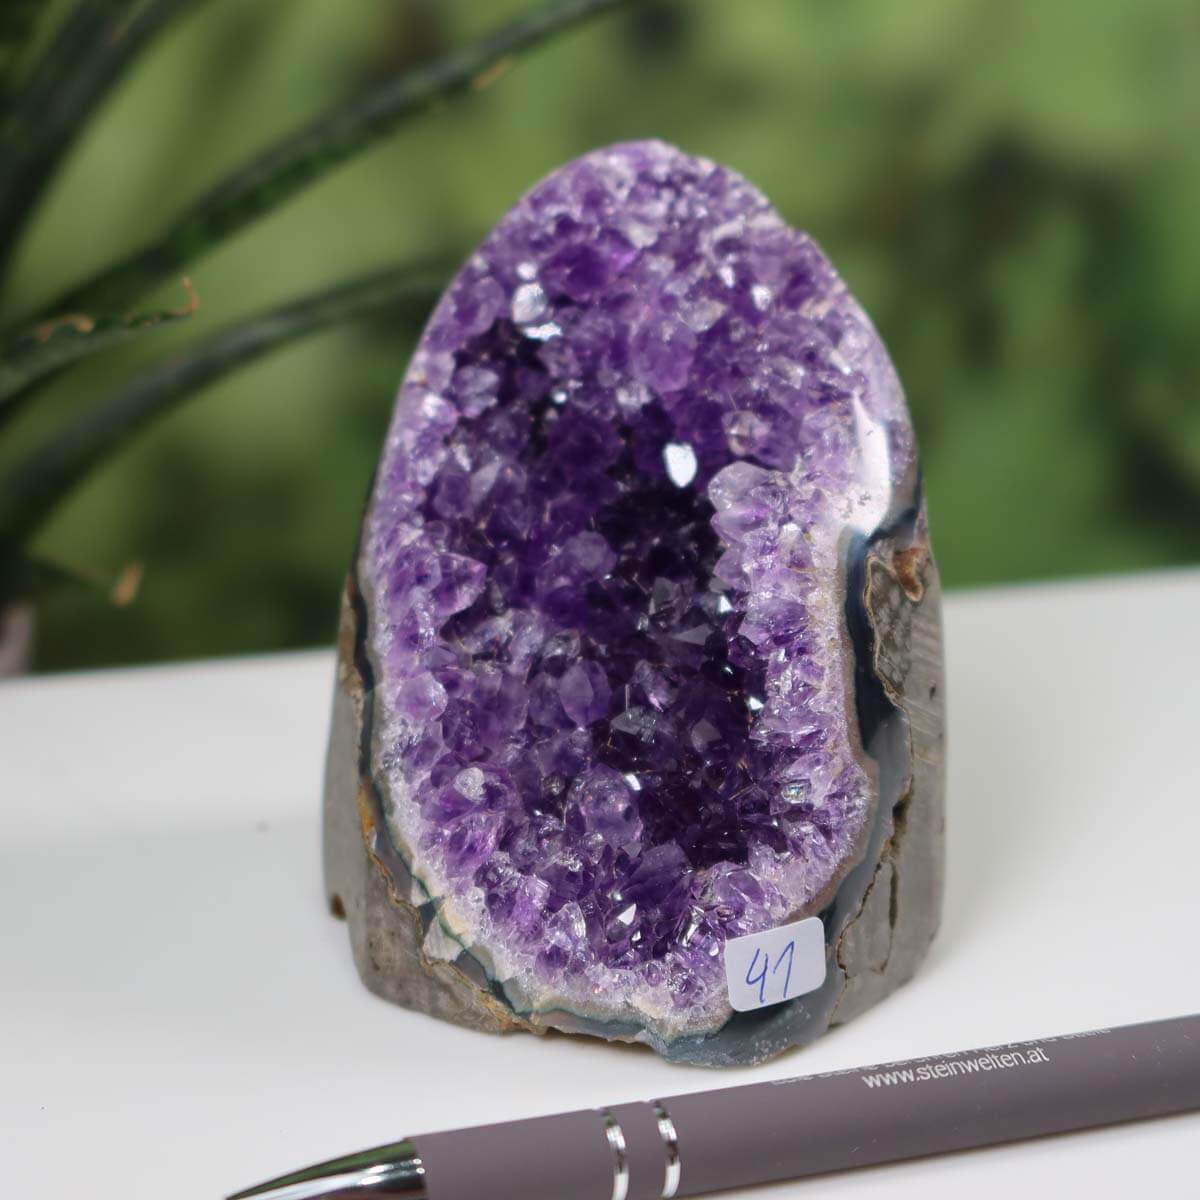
[893,545,928,602]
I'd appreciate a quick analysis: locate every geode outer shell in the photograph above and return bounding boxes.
[323,141,944,1066]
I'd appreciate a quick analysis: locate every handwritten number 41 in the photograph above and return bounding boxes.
[745,939,795,1006]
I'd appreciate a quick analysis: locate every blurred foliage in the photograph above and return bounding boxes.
[2,0,1198,670]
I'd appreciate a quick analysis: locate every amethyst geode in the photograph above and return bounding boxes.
[324,141,944,1065]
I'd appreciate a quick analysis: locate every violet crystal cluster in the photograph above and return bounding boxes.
[323,141,945,1065]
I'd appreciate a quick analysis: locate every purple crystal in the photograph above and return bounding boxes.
[569,765,641,846]
[362,141,912,1026]
[558,660,611,727]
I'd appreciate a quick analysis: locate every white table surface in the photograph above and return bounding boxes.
[2,568,1198,1199]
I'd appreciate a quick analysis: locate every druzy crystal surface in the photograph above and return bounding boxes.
[361,141,914,1036]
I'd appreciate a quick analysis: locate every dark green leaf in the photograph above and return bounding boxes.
[0,0,212,281]
[35,0,633,318]
[0,262,446,549]
[0,278,200,410]
[1,553,120,604]
[0,0,42,104]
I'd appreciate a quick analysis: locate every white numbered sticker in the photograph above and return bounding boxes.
[724,916,826,1012]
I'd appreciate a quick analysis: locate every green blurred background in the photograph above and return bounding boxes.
[5,0,1199,670]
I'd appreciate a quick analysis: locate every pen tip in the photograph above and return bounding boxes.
[226,1139,424,1200]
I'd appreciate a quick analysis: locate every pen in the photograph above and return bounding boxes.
[229,1012,1200,1200]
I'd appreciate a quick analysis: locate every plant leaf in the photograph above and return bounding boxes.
[2,552,124,603]
[0,277,200,411]
[0,261,446,549]
[0,0,211,281]
[0,0,42,105]
[33,0,632,318]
